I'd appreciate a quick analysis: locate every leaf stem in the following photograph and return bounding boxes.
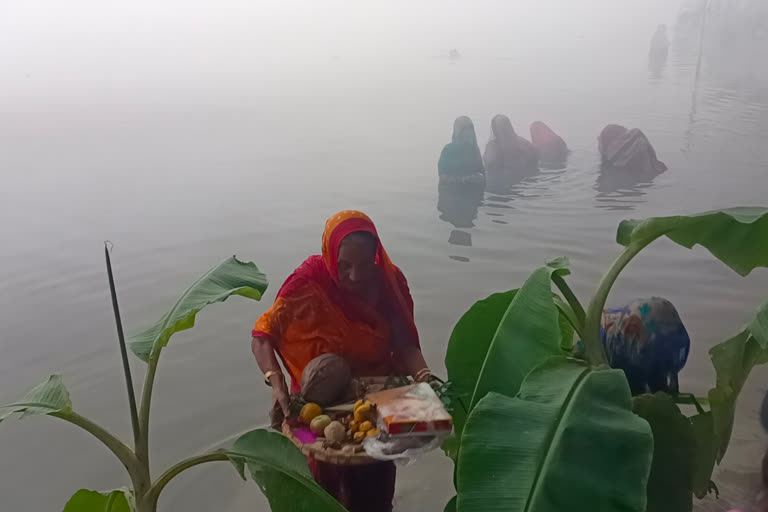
[137,355,158,473]
[51,410,141,479]
[552,295,583,340]
[583,242,650,365]
[552,274,586,329]
[148,453,229,501]
[104,243,141,449]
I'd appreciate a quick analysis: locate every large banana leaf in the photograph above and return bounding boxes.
[444,261,574,461]
[616,207,768,276]
[445,288,519,407]
[633,393,695,512]
[456,358,653,512]
[223,429,347,512]
[468,264,569,410]
[63,489,134,512]
[0,375,71,423]
[708,331,768,461]
[689,412,717,499]
[684,301,768,496]
[128,256,268,362]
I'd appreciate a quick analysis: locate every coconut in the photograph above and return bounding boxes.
[323,421,346,443]
[301,354,352,405]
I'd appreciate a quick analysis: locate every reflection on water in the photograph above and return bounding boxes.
[436,182,485,230]
[436,182,484,260]
[484,167,542,196]
[447,229,472,246]
[594,165,665,211]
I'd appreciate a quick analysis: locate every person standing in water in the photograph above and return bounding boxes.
[438,116,485,184]
[483,114,539,180]
[530,121,569,166]
[251,210,432,512]
[598,124,667,174]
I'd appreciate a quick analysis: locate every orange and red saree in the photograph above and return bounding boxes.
[252,210,419,393]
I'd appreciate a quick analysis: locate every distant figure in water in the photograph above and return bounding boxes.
[530,121,568,166]
[438,116,485,184]
[649,24,670,57]
[601,297,690,395]
[483,114,538,179]
[648,24,669,79]
[598,124,668,174]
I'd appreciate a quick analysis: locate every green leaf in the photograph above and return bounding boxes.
[128,256,268,362]
[690,412,718,499]
[708,331,768,462]
[222,429,347,512]
[0,375,72,423]
[616,207,768,276]
[545,255,571,274]
[444,495,457,512]
[748,300,768,348]
[445,289,519,397]
[469,266,565,410]
[444,261,575,455]
[456,358,653,512]
[441,436,460,461]
[555,297,575,352]
[445,289,518,443]
[633,393,695,512]
[62,489,134,512]
[706,299,768,463]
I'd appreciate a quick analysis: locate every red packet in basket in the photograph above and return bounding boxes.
[366,383,453,436]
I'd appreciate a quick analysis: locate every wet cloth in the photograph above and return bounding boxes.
[530,121,568,164]
[252,210,419,394]
[309,457,396,512]
[483,114,539,177]
[601,297,690,395]
[438,116,484,178]
[598,124,668,174]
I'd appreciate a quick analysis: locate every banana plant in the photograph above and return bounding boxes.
[444,207,768,512]
[0,250,347,512]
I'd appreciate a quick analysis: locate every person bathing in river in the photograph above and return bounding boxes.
[438,116,485,184]
[251,210,433,512]
[575,297,690,395]
[530,121,568,166]
[483,114,539,180]
[598,124,667,174]
[601,297,690,395]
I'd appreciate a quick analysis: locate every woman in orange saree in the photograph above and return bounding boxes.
[250,210,432,512]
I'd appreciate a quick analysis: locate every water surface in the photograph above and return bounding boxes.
[2,0,768,510]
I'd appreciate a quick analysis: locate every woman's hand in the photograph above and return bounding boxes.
[269,373,291,429]
[251,335,292,429]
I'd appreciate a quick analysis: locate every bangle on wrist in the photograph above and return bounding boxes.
[414,368,432,382]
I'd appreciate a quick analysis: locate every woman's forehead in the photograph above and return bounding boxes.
[338,234,377,257]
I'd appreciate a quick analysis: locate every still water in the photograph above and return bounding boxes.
[2,0,768,510]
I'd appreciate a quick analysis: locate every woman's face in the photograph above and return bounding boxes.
[337,233,378,295]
